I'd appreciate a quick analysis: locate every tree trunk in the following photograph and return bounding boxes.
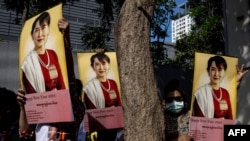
[21,0,29,27]
[114,0,165,141]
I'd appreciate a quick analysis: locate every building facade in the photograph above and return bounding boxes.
[171,2,193,43]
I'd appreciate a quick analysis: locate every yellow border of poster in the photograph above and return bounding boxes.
[19,3,69,89]
[77,52,121,98]
[191,52,238,119]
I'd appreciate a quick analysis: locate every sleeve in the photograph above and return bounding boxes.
[84,93,96,109]
[22,71,36,94]
[193,98,205,117]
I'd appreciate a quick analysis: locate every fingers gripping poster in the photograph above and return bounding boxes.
[19,4,74,123]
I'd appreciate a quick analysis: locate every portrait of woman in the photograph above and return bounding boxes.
[19,7,68,91]
[21,12,66,93]
[83,52,122,109]
[191,53,238,119]
[77,51,122,141]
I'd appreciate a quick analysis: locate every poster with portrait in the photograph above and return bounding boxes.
[19,3,74,123]
[77,52,124,131]
[77,52,121,92]
[190,52,238,119]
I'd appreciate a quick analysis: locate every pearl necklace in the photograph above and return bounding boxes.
[37,50,50,69]
[212,87,222,102]
[100,79,110,92]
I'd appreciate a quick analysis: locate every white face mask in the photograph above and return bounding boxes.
[165,100,184,113]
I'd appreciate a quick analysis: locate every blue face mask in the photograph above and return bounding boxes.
[165,100,184,113]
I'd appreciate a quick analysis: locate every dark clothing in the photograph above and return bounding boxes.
[97,129,117,141]
[164,110,190,141]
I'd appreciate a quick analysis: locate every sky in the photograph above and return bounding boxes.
[165,0,187,43]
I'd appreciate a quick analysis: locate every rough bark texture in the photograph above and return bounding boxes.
[114,0,165,140]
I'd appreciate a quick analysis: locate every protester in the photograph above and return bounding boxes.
[162,79,192,141]
[162,63,247,140]
[0,87,20,141]
[74,78,87,141]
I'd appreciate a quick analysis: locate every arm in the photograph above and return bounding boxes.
[177,134,193,141]
[84,93,97,109]
[16,89,29,134]
[22,72,37,94]
[58,18,75,91]
[236,64,248,89]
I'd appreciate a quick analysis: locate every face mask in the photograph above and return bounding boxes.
[165,100,184,113]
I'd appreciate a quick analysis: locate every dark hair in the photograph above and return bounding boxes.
[0,88,20,133]
[207,55,227,71]
[31,12,51,34]
[90,52,110,67]
[164,79,185,101]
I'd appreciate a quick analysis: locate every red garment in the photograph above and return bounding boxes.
[23,49,66,94]
[85,79,122,109]
[193,87,233,119]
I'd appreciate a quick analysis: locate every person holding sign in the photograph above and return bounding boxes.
[162,79,192,141]
[192,55,247,119]
[17,12,71,141]
[84,52,122,141]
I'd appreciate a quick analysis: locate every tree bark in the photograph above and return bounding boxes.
[21,0,29,27]
[114,0,165,140]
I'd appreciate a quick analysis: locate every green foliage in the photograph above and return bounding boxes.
[167,0,224,69]
[151,41,167,65]
[150,0,176,65]
[80,0,124,51]
[151,0,176,41]
[80,25,111,51]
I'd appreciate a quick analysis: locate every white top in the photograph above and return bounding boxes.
[83,78,105,108]
[194,83,214,118]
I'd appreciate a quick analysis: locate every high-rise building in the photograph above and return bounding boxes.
[171,2,193,43]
